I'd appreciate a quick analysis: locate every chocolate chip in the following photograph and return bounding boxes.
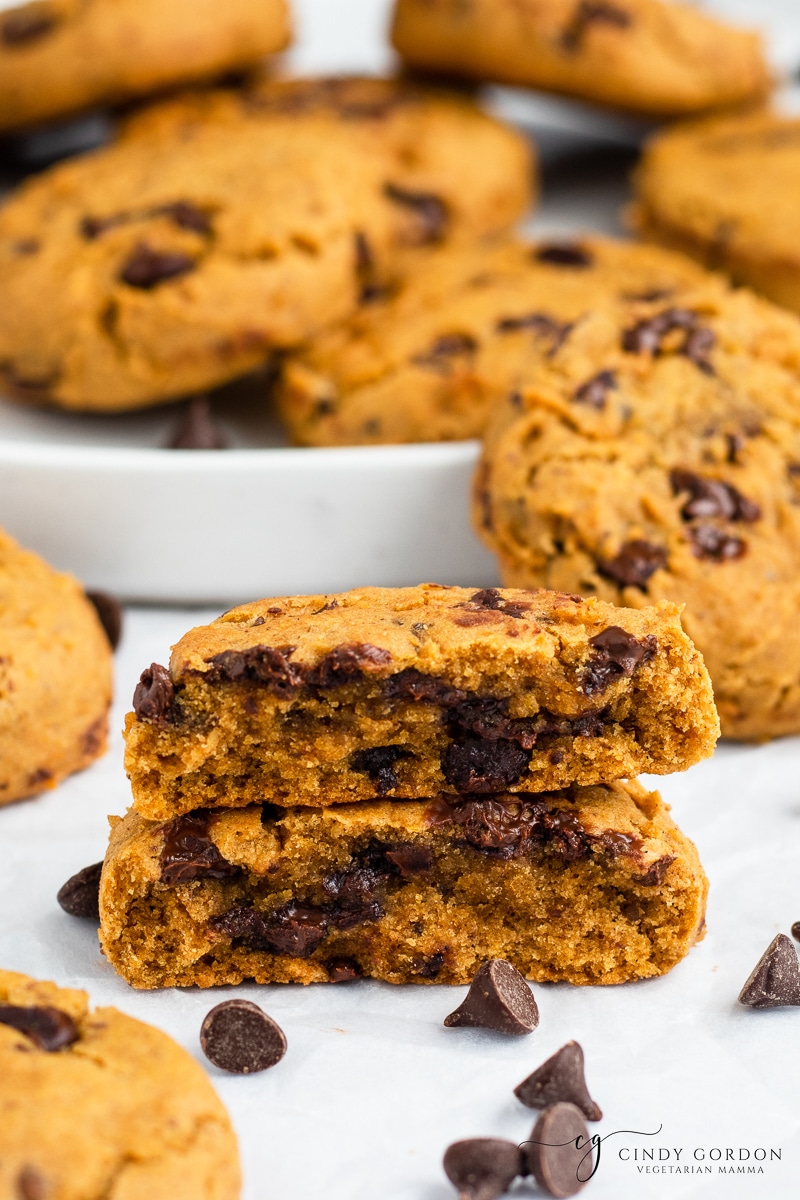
[206,645,303,697]
[56,862,103,919]
[738,934,800,1008]
[160,811,241,885]
[523,1102,594,1197]
[495,312,573,353]
[16,1166,48,1200]
[670,469,760,523]
[534,244,593,268]
[622,306,714,372]
[434,796,538,857]
[212,901,330,957]
[582,626,656,696]
[385,668,465,707]
[354,230,385,303]
[165,394,228,450]
[132,662,175,724]
[307,644,392,689]
[443,1138,522,1200]
[573,369,617,410]
[792,922,800,943]
[688,523,746,562]
[384,843,433,877]
[462,588,530,618]
[200,999,286,1074]
[384,183,447,243]
[413,332,477,370]
[415,950,446,978]
[85,590,122,650]
[442,737,532,792]
[562,0,632,51]
[325,958,361,982]
[638,854,675,886]
[159,201,212,235]
[350,745,410,794]
[515,1041,602,1121]
[119,242,196,289]
[683,326,716,374]
[1,3,58,45]
[596,539,667,590]
[0,1005,78,1052]
[444,959,539,1034]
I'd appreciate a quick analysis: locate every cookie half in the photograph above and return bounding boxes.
[123,584,718,821]
[633,110,800,315]
[391,0,769,119]
[475,286,800,740]
[0,0,291,133]
[99,781,708,989]
[0,527,112,805]
[0,969,240,1197]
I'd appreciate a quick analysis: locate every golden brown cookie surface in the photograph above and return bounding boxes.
[0,528,112,805]
[0,0,291,133]
[0,969,240,1198]
[391,0,769,119]
[99,782,708,989]
[475,286,800,740]
[633,111,800,314]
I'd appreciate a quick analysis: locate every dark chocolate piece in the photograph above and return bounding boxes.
[596,539,667,590]
[119,242,196,289]
[56,862,103,919]
[670,469,760,523]
[573,369,617,410]
[211,901,330,957]
[132,662,175,725]
[383,183,447,243]
[413,332,478,370]
[444,959,539,1034]
[167,395,228,450]
[200,999,286,1074]
[524,1102,593,1197]
[792,922,800,943]
[350,745,410,794]
[442,737,532,792]
[1,3,58,45]
[514,1040,602,1121]
[582,626,656,696]
[0,1005,78,1052]
[415,950,446,978]
[443,1138,522,1200]
[534,243,593,268]
[325,958,361,982]
[384,668,465,707]
[461,588,531,619]
[622,306,715,373]
[160,811,241,885]
[688,523,746,562]
[638,854,675,886]
[384,843,433,877]
[307,644,392,689]
[85,590,123,650]
[738,934,800,1009]
[206,645,302,697]
[15,1165,48,1200]
[495,311,573,354]
[158,201,212,235]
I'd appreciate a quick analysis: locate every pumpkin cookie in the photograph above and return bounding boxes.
[0,527,112,805]
[391,0,770,119]
[0,77,534,413]
[0,969,240,1198]
[123,584,717,822]
[0,0,291,133]
[633,110,800,315]
[99,780,708,989]
[474,285,800,740]
[277,235,713,446]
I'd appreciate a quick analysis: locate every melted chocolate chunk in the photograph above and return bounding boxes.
[160,811,241,885]
[211,902,330,957]
[384,843,433,877]
[415,950,446,978]
[0,1005,78,1051]
[119,243,196,289]
[597,539,667,590]
[1,3,58,45]
[443,737,532,793]
[515,1040,602,1121]
[523,1102,594,1197]
[413,332,477,370]
[444,959,539,1035]
[325,958,362,982]
[739,934,800,1009]
[132,662,175,724]
[582,626,656,696]
[462,588,531,618]
[57,862,103,919]
[308,643,392,688]
[443,1138,523,1200]
[85,590,123,650]
[670,469,760,523]
[688,523,746,562]
[167,395,228,450]
[321,842,396,905]
[533,243,593,268]
[385,668,465,707]
[206,644,302,697]
[384,183,447,243]
[639,855,675,886]
[200,999,286,1074]
[350,745,410,794]
[573,369,617,410]
[446,695,534,748]
[562,0,632,51]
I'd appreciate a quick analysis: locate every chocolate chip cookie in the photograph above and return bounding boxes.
[99,780,708,989]
[123,584,718,821]
[632,110,800,315]
[0,969,240,1197]
[277,235,714,445]
[475,285,800,740]
[0,0,291,133]
[0,76,534,412]
[0,526,112,805]
[391,0,770,119]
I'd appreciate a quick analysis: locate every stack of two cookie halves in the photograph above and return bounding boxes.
[100,584,718,991]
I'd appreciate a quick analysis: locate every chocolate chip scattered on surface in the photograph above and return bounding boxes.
[444,959,539,1035]
[85,590,123,650]
[524,1102,593,1198]
[515,1041,602,1121]
[738,934,800,1009]
[443,1137,522,1200]
[200,999,287,1074]
[56,862,103,920]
